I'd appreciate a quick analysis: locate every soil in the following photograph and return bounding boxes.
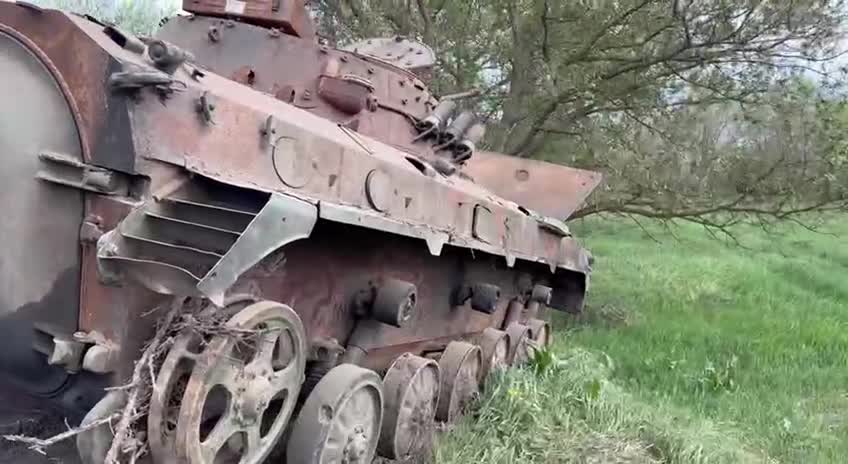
[0,384,81,464]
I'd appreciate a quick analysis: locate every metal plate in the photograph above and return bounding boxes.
[463,150,603,220]
[0,30,84,393]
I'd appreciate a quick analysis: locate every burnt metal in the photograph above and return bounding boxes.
[148,39,193,74]
[307,337,345,363]
[439,111,475,147]
[378,353,440,460]
[531,284,553,305]
[46,335,85,372]
[505,323,532,366]
[416,99,456,135]
[477,328,509,384]
[108,68,177,91]
[436,341,480,423]
[0,3,603,461]
[197,193,317,305]
[184,0,315,39]
[302,337,344,397]
[147,296,253,464]
[527,319,551,347]
[80,216,105,243]
[464,150,604,220]
[81,343,119,374]
[454,122,486,163]
[372,279,418,328]
[103,26,145,54]
[286,364,384,464]
[148,331,198,464]
[15,2,43,13]
[343,36,436,79]
[37,150,130,195]
[175,301,307,464]
[196,90,215,123]
[455,282,501,315]
[470,283,501,314]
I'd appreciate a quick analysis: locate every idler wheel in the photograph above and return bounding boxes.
[436,341,481,423]
[148,331,202,463]
[505,323,533,366]
[286,364,384,464]
[527,318,552,348]
[378,353,440,460]
[148,295,257,463]
[175,301,307,464]
[477,328,510,384]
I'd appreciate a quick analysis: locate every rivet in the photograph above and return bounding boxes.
[208,26,220,42]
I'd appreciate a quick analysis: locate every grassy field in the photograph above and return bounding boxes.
[435,215,848,464]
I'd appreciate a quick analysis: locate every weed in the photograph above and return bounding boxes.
[694,355,739,394]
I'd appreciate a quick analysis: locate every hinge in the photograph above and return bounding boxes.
[36,150,130,195]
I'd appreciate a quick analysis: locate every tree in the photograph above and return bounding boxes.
[31,0,179,35]
[567,80,848,236]
[27,0,848,229]
[311,0,848,229]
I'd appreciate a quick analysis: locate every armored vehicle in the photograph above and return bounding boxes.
[0,1,601,462]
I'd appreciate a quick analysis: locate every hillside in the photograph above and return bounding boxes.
[436,216,848,463]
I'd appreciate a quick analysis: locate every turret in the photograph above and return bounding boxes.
[159,0,479,173]
[157,0,602,219]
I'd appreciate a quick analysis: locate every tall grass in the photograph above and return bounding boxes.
[437,215,848,463]
[436,347,764,464]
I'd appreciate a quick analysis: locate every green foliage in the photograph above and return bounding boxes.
[312,1,848,224]
[567,215,848,462]
[528,344,557,377]
[436,348,759,464]
[437,215,848,463]
[31,0,180,35]
[694,355,739,395]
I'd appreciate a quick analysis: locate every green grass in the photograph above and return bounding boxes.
[435,215,848,463]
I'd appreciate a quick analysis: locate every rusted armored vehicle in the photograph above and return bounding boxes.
[0,1,601,462]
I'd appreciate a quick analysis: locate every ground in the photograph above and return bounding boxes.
[0,384,81,464]
[435,215,848,464]
[2,216,845,463]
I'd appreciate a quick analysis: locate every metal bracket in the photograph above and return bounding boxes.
[36,151,129,195]
[197,193,317,306]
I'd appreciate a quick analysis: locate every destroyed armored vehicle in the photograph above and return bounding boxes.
[0,0,601,462]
